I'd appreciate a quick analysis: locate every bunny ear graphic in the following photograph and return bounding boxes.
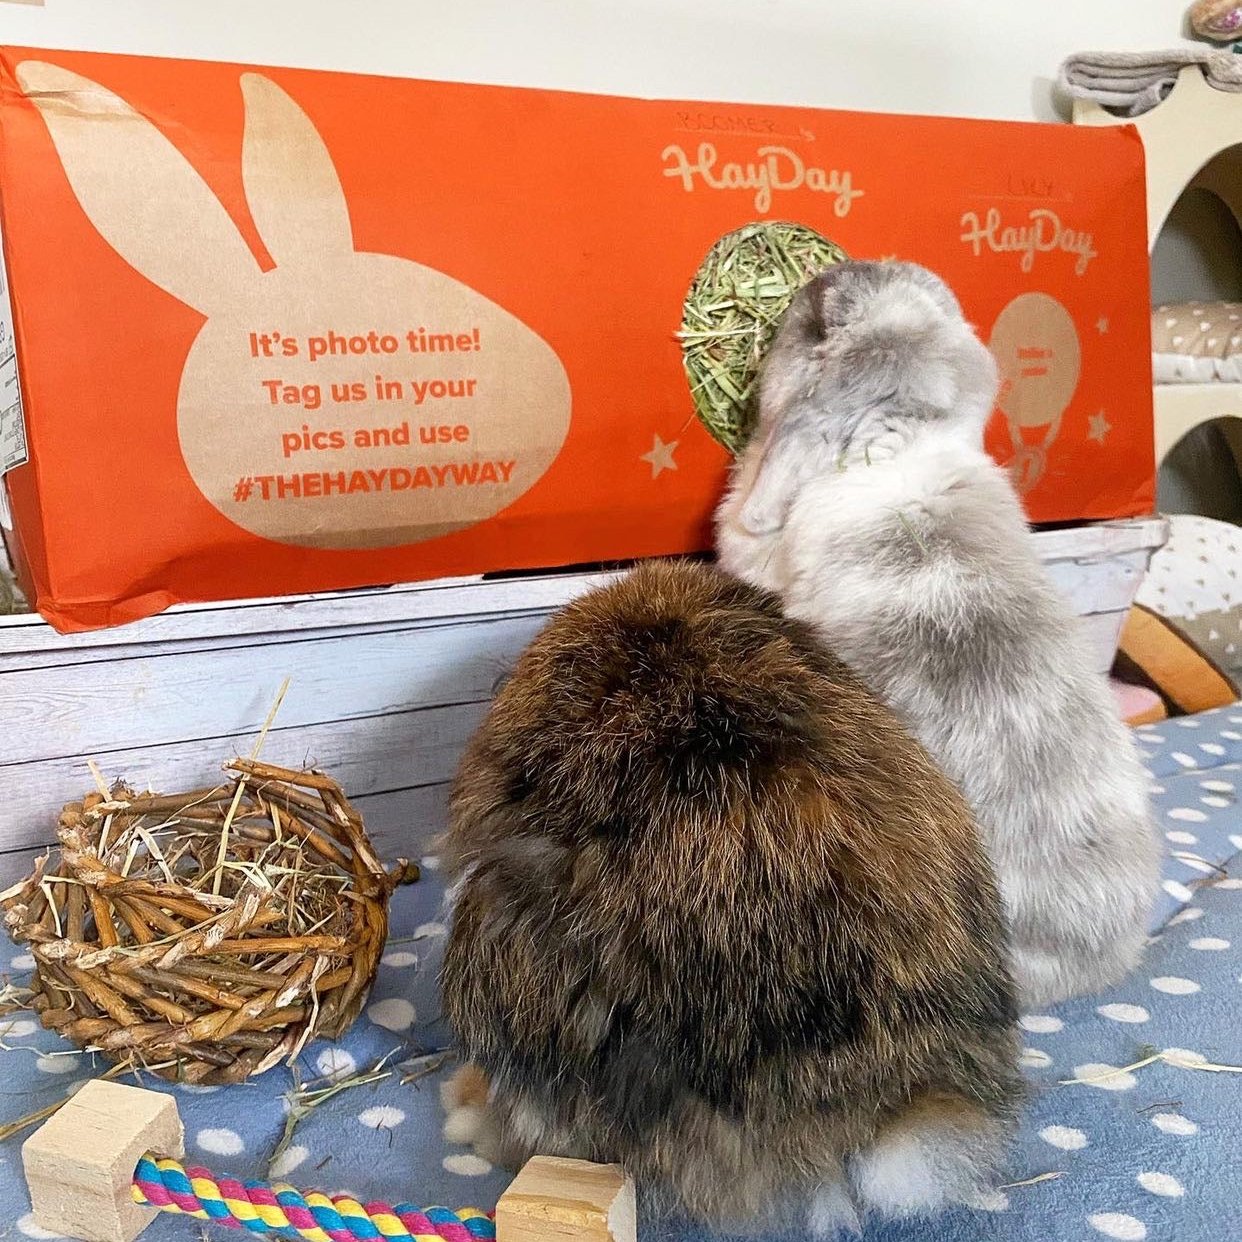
[241,73,354,265]
[16,60,262,316]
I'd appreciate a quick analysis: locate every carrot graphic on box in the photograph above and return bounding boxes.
[18,60,571,550]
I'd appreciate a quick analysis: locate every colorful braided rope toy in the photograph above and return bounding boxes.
[131,1154,495,1241]
[22,1080,636,1242]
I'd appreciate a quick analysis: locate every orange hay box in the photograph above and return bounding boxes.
[0,47,1153,632]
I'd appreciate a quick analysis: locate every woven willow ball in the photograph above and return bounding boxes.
[2,760,414,1085]
[679,221,848,454]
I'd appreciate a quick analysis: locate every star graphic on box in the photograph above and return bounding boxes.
[641,433,679,478]
[1087,410,1111,443]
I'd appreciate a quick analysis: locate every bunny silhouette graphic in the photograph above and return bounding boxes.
[18,61,572,550]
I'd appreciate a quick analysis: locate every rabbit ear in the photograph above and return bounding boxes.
[17,60,262,316]
[241,74,353,265]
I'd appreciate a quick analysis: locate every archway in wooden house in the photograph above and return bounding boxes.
[1152,161,1242,524]
[1159,415,1242,523]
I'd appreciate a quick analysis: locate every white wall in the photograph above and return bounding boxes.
[0,0,1195,122]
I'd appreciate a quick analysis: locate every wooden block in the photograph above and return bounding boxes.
[22,1079,184,1242]
[496,1156,636,1242]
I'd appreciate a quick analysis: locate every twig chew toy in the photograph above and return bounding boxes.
[2,760,410,1085]
[22,1080,636,1242]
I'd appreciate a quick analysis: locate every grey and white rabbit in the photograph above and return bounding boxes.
[716,260,1160,1008]
[441,560,1021,1235]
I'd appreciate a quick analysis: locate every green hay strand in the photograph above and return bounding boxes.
[678,221,848,453]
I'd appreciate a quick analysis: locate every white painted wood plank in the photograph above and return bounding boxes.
[1043,549,1153,616]
[0,568,623,657]
[1,521,1162,661]
[353,783,453,861]
[0,616,539,765]
[1078,609,1128,676]
[1031,517,1168,562]
[0,702,486,854]
[1,613,544,673]
[0,540,1152,680]
[0,845,46,894]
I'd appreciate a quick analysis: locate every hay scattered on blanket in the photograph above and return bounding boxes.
[0,1059,160,1141]
[1060,1045,1242,1086]
[270,1053,397,1175]
[999,1171,1065,1190]
[678,221,848,453]
[0,982,34,1016]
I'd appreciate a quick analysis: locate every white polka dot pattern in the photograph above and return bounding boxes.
[367,997,417,1031]
[1097,1003,1149,1024]
[1168,807,1208,822]
[1162,1047,1206,1064]
[1136,1171,1184,1198]
[269,1145,309,1178]
[315,1048,358,1082]
[1150,1112,1198,1135]
[1168,907,1204,925]
[1019,1014,1063,1034]
[1135,514,1242,680]
[0,700,1239,1242]
[1069,1063,1137,1091]
[1040,1124,1088,1150]
[196,1128,245,1156]
[1088,1212,1147,1240]
[381,950,419,967]
[967,1188,1009,1212]
[34,1055,76,1075]
[1150,976,1201,995]
[358,1105,406,1129]
[442,1153,493,1176]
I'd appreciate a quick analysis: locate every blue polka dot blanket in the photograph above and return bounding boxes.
[2,706,1240,1242]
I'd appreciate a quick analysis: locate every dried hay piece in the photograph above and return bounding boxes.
[678,220,848,453]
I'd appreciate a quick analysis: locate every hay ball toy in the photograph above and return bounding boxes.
[678,221,848,453]
[2,758,413,1085]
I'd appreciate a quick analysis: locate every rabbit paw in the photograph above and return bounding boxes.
[808,1181,862,1237]
[440,1062,492,1147]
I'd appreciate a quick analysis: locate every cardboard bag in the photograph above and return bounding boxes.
[0,48,1154,631]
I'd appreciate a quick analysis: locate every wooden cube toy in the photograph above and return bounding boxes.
[22,1079,185,1242]
[496,1156,636,1242]
[21,1078,637,1242]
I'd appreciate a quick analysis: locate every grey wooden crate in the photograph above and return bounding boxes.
[0,517,1167,887]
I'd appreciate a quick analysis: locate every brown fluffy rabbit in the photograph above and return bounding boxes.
[440,560,1021,1235]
